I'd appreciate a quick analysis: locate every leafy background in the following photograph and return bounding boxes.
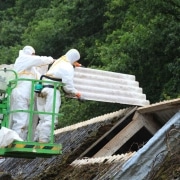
[0,0,179,127]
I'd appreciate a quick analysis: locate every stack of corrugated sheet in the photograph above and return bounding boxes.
[0,64,150,106]
[74,67,150,106]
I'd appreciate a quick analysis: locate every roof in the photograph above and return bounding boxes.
[0,64,179,179]
[0,99,179,179]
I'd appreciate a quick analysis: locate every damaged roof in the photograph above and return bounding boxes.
[0,65,179,179]
[0,99,180,180]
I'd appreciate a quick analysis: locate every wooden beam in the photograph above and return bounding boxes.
[93,115,144,157]
[137,98,180,114]
[93,111,161,158]
[133,112,161,135]
[79,107,137,158]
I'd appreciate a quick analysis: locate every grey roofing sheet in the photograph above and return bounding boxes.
[74,67,149,106]
[113,111,180,180]
[0,107,134,179]
[0,64,150,106]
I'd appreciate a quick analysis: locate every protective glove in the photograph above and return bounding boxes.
[75,92,81,98]
[73,62,82,67]
[75,92,86,103]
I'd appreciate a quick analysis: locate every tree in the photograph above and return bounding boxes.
[99,0,180,102]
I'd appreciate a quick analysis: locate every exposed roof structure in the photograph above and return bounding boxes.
[0,99,179,179]
[0,64,179,179]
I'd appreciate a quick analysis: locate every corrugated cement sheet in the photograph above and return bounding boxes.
[0,64,150,106]
[74,67,150,106]
[112,111,180,180]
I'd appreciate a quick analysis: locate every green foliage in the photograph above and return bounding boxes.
[22,17,58,55]
[0,0,15,10]
[58,93,125,128]
[0,0,179,126]
[0,20,24,46]
[99,0,180,102]
[161,57,180,99]
[0,46,21,64]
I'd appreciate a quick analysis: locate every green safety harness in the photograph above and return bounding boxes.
[34,75,62,93]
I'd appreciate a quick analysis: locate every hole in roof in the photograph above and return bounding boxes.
[114,127,152,155]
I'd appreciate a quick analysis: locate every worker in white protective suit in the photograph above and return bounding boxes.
[34,49,82,143]
[11,45,54,140]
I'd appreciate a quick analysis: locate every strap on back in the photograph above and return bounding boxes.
[40,75,62,82]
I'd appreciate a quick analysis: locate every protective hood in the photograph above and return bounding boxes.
[23,46,35,55]
[65,49,80,64]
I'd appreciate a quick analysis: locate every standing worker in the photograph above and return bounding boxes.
[34,48,82,143]
[11,45,54,140]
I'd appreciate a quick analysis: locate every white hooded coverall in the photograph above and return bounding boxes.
[11,46,54,140]
[35,49,81,143]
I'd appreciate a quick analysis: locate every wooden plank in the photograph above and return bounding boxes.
[93,116,144,157]
[137,98,180,113]
[133,112,161,135]
[93,111,161,157]
[78,107,137,158]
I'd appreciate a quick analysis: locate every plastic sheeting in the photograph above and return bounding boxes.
[113,111,180,180]
[0,127,23,148]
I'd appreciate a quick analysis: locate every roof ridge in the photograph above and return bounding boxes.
[54,107,132,134]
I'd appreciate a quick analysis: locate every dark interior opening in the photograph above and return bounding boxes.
[81,112,135,158]
[114,127,153,154]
